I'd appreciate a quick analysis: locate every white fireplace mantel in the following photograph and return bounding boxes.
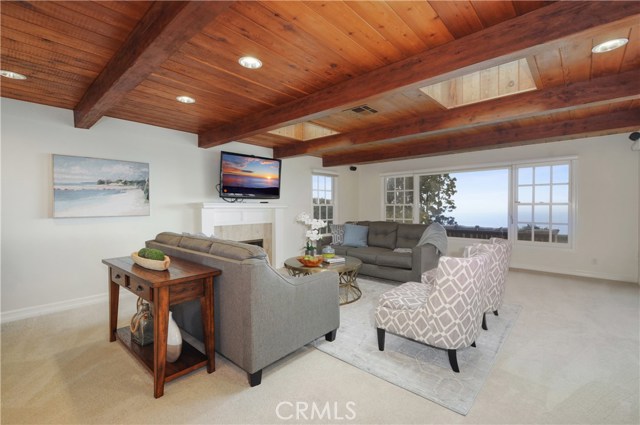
[201,203,288,266]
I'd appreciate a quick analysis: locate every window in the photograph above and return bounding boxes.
[515,162,571,244]
[420,169,510,240]
[382,158,573,245]
[384,176,413,223]
[312,173,335,234]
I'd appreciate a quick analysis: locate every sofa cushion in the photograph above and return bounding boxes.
[342,224,369,247]
[396,224,428,248]
[208,239,267,261]
[367,221,398,250]
[376,251,412,270]
[155,232,183,246]
[332,245,350,256]
[347,247,389,264]
[179,235,215,252]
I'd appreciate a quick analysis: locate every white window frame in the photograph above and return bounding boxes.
[312,171,337,235]
[383,174,414,223]
[379,156,576,248]
[512,159,575,248]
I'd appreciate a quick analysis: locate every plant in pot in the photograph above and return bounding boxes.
[296,212,326,259]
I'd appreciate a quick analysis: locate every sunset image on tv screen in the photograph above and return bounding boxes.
[221,154,280,195]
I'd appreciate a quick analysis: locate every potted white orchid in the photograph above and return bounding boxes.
[296,212,326,256]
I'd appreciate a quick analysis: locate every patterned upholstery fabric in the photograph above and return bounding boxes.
[375,255,489,350]
[489,237,512,311]
[330,224,345,245]
[421,268,437,286]
[378,281,434,310]
[465,238,512,313]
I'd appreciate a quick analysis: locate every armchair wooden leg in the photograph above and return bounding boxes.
[471,341,476,347]
[493,310,499,316]
[448,349,460,373]
[249,370,262,387]
[377,328,385,351]
[325,329,337,342]
[482,312,488,330]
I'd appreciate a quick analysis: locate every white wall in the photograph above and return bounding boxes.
[0,99,358,320]
[278,156,358,258]
[3,97,635,323]
[356,135,640,283]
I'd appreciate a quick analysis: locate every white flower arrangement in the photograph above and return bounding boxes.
[296,212,326,251]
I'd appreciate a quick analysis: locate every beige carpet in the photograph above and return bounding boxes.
[1,270,639,424]
[313,277,521,415]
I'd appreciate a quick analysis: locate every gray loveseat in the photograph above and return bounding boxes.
[322,221,444,282]
[146,232,340,387]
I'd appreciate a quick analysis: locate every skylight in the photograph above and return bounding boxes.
[420,59,537,109]
[268,122,339,141]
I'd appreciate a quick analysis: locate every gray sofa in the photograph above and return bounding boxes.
[146,232,340,387]
[322,221,444,282]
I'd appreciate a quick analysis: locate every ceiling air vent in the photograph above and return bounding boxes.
[347,104,378,115]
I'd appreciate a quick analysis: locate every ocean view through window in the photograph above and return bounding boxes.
[383,158,573,245]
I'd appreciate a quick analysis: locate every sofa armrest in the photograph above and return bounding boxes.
[246,266,340,371]
[411,243,440,282]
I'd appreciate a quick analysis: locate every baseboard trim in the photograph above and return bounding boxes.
[510,263,637,284]
[1,291,137,323]
[2,264,635,324]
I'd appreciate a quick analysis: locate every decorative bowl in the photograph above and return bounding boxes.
[131,252,171,271]
[297,255,323,267]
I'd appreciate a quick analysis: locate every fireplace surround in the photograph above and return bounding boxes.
[200,203,287,266]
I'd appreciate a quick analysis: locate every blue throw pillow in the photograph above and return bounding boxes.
[342,224,368,247]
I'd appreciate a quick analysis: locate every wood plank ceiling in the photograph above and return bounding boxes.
[2,1,639,166]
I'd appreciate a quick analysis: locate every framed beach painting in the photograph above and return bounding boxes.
[52,155,150,218]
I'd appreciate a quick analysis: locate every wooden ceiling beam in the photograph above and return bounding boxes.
[198,1,640,148]
[274,70,640,158]
[74,1,233,129]
[321,108,640,167]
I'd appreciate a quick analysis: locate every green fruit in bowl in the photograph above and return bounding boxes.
[138,247,165,261]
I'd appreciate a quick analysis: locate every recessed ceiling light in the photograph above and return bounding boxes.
[238,56,262,69]
[0,70,27,80]
[176,95,195,104]
[592,38,629,53]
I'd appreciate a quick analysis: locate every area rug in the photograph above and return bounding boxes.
[312,277,521,415]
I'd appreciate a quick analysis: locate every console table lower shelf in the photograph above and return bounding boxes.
[115,328,207,382]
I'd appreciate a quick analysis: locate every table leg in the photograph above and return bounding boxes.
[201,276,215,373]
[153,287,169,398]
[108,271,120,342]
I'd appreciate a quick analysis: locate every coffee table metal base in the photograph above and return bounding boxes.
[337,267,361,305]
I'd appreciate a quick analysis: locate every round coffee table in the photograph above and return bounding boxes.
[284,256,362,305]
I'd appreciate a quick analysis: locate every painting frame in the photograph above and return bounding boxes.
[52,154,150,218]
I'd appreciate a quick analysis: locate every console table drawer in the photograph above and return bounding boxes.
[111,269,127,287]
[129,278,153,302]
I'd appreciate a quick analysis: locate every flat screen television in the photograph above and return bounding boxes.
[219,151,282,199]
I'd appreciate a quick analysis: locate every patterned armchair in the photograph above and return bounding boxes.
[465,238,512,330]
[375,254,489,372]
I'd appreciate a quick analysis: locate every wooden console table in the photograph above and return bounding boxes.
[102,256,221,398]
